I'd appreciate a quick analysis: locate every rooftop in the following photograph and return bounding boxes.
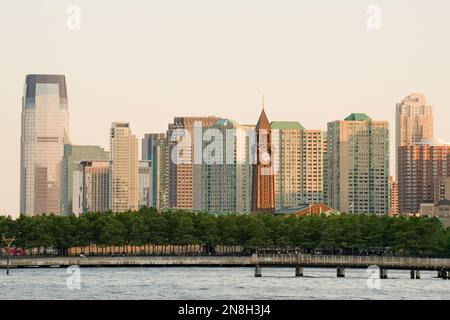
[270,121,305,130]
[344,113,372,121]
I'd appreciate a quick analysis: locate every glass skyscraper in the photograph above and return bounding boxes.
[20,74,70,216]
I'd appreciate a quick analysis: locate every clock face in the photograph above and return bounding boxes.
[260,151,271,165]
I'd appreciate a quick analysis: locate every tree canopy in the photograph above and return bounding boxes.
[0,208,449,256]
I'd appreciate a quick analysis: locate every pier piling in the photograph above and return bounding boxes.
[295,266,304,277]
[255,265,262,277]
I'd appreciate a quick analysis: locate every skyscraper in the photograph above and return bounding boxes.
[327,113,390,214]
[167,116,220,209]
[61,144,109,215]
[142,133,168,210]
[251,109,275,213]
[271,122,327,210]
[109,122,139,213]
[196,119,254,212]
[396,93,433,176]
[270,121,303,209]
[20,74,69,216]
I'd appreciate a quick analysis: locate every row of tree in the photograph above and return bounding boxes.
[1,208,449,256]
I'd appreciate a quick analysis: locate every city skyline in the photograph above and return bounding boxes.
[2,1,450,216]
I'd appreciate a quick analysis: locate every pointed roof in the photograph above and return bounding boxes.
[256,109,271,130]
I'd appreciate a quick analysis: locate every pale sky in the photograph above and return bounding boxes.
[1,0,450,217]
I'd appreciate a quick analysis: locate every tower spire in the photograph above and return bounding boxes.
[262,94,265,111]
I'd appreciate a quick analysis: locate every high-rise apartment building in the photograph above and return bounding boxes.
[20,74,69,216]
[167,116,219,209]
[61,144,109,215]
[196,119,254,212]
[138,160,152,209]
[270,121,303,209]
[73,160,110,216]
[301,130,327,205]
[327,113,390,214]
[109,122,139,213]
[142,133,167,210]
[389,176,398,216]
[398,144,450,214]
[396,93,433,176]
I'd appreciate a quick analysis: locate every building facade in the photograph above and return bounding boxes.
[142,133,168,210]
[73,160,110,215]
[138,160,152,209]
[326,113,390,214]
[61,145,109,215]
[398,144,450,214]
[389,176,398,216]
[396,93,433,177]
[167,116,219,209]
[20,74,69,216]
[109,122,139,213]
[196,119,254,213]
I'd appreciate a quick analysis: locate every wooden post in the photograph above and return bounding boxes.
[255,265,262,277]
[295,266,304,277]
[337,267,345,278]
[415,270,420,279]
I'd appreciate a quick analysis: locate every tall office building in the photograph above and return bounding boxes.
[327,114,390,214]
[61,144,109,215]
[251,109,275,213]
[138,160,152,209]
[20,74,69,216]
[167,116,219,209]
[398,144,450,214]
[109,122,139,213]
[73,160,110,216]
[396,93,433,176]
[196,119,254,212]
[142,133,167,210]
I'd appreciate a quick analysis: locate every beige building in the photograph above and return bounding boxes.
[327,114,390,214]
[73,160,110,215]
[420,200,450,228]
[396,93,433,176]
[389,176,398,216]
[167,116,219,209]
[270,122,327,210]
[109,122,139,212]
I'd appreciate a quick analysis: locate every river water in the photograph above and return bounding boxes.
[0,267,448,300]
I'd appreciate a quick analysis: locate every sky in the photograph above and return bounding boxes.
[1,0,450,217]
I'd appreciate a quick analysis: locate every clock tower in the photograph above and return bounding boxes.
[251,107,275,213]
